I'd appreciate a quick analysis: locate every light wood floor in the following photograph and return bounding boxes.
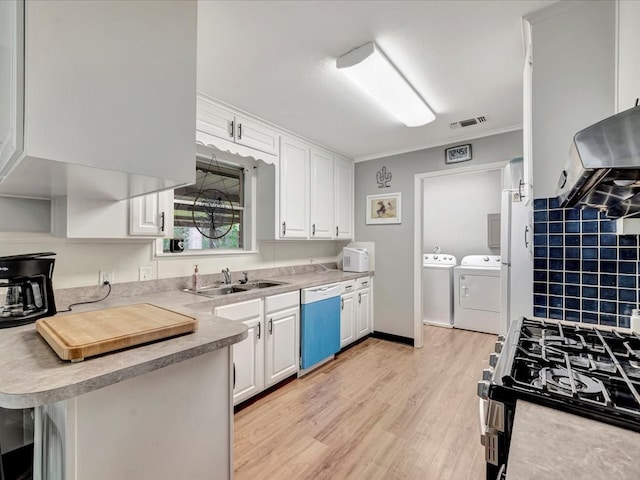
[234,326,496,480]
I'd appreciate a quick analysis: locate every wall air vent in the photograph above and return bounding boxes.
[450,116,487,129]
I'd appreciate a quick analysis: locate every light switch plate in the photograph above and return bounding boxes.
[139,266,152,281]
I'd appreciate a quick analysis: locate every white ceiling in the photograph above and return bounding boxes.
[197,0,557,161]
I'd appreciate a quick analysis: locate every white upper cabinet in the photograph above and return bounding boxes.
[617,0,640,112]
[309,148,334,239]
[196,95,279,158]
[0,0,24,182]
[334,156,354,239]
[130,191,174,237]
[256,135,354,241]
[279,136,310,239]
[0,0,197,200]
[528,1,615,199]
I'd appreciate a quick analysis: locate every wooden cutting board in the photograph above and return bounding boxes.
[36,303,198,362]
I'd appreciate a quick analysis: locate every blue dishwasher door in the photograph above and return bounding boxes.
[300,296,341,369]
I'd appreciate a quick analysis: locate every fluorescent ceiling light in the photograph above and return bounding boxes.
[336,42,435,127]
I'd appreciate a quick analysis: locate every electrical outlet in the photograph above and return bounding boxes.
[139,266,152,281]
[99,270,113,285]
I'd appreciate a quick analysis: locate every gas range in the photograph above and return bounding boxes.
[478,317,640,479]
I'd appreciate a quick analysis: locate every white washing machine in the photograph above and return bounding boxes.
[422,254,457,328]
[453,255,502,334]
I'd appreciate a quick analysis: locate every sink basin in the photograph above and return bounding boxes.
[187,280,286,297]
[243,280,285,289]
[190,285,247,296]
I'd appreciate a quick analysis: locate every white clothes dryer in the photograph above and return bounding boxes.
[422,254,457,327]
[453,255,502,334]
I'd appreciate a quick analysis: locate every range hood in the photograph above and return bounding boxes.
[556,105,640,218]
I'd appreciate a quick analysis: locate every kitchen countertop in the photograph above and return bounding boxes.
[0,269,372,409]
[507,400,640,479]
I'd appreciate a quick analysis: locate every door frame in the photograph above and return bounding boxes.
[413,161,506,348]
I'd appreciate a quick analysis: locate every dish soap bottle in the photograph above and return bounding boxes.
[192,265,200,291]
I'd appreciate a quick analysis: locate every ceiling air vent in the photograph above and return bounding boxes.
[450,116,487,129]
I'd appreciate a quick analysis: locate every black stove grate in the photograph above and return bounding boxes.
[497,318,640,429]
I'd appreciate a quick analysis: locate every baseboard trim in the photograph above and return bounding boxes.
[371,331,414,346]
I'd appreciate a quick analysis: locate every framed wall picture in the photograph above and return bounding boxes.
[366,192,402,224]
[444,144,472,164]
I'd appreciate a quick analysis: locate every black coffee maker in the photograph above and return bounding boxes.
[0,252,57,328]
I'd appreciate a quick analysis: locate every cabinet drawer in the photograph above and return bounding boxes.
[214,298,262,321]
[356,277,370,289]
[340,280,356,295]
[265,291,299,313]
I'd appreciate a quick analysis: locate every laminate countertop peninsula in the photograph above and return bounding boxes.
[0,269,372,410]
[507,400,640,479]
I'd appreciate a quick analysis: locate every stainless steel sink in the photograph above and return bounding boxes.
[186,280,286,298]
[243,280,285,289]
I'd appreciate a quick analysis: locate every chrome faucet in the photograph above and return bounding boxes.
[222,268,231,284]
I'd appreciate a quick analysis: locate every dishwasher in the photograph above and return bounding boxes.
[300,283,341,371]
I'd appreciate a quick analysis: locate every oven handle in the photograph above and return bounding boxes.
[479,398,488,444]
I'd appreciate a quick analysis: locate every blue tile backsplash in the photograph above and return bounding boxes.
[533,198,639,328]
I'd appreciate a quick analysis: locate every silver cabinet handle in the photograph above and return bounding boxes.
[228,120,234,138]
[233,363,236,389]
[268,318,273,335]
[524,225,530,249]
[257,322,261,339]
[282,221,286,236]
[358,293,361,304]
[341,298,344,310]
[312,223,316,236]
[160,212,165,232]
[336,225,339,237]
[237,123,242,140]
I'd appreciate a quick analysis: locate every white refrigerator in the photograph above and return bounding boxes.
[500,190,533,335]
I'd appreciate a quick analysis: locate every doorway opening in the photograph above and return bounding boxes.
[413,162,506,347]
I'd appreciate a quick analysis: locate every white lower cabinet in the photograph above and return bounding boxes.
[231,317,264,404]
[339,281,356,348]
[265,301,299,387]
[356,277,372,339]
[215,292,299,405]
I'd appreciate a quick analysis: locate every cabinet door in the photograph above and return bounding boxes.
[235,115,278,155]
[309,148,334,239]
[232,317,264,405]
[356,287,371,338]
[129,191,173,237]
[25,1,196,189]
[265,306,299,387]
[334,156,354,239]
[0,0,24,179]
[196,96,234,141]
[279,136,309,239]
[340,292,356,348]
[522,41,533,198]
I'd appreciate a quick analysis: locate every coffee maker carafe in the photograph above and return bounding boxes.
[0,252,56,328]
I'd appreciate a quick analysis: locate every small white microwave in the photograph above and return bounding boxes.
[342,247,369,272]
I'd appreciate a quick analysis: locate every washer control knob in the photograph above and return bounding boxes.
[489,353,499,368]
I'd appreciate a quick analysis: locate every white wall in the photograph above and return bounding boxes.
[0,233,342,289]
[423,168,503,262]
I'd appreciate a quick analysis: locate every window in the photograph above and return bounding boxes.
[163,157,246,252]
